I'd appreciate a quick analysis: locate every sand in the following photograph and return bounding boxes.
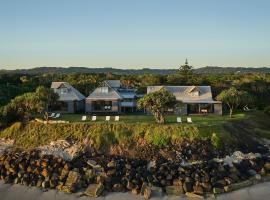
[1,181,270,200]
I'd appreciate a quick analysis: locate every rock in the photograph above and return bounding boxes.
[186,192,204,199]
[132,188,140,195]
[151,186,163,197]
[224,180,253,192]
[64,171,81,192]
[84,183,104,197]
[202,182,212,192]
[143,187,151,200]
[165,186,184,196]
[193,185,204,195]
[173,179,182,186]
[87,160,101,169]
[247,169,257,176]
[213,187,224,194]
[264,162,270,171]
[140,182,148,195]
[183,181,193,193]
[107,160,116,168]
[127,181,135,190]
[41,169,49,177]
[42,181,50,189]
[113,183,124,192]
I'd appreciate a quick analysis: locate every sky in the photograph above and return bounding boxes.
[0,0,270,69]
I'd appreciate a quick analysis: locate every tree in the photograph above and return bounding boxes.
[216,87,248,118]
[0,86,58,127]
[137,88,179,123]
[179,59,193,77]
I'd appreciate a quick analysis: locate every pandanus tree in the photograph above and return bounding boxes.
[138,88,180,124]
[216,87,252,118]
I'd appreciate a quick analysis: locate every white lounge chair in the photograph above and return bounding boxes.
[177,117,182,123]
[105,116,110,121]
[115,116,120,121]
[92,116,97,121]
[187,117,193,123]
[48,113,55,118]
[244,106,251,111]
[52,113,61,119]
[82,116,87,121]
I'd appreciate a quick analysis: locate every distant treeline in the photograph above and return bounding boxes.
[1,66,270,75]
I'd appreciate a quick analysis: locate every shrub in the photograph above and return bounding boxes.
[264,106,270,116]
[211,133,221,148]
[0,122,203,149]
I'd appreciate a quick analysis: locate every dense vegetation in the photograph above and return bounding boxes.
[1,66,270,75]
[1,70,270,109]
[0,122,199,149]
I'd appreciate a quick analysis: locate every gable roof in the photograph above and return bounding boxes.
[51,82,85,101]
[147,86,221,103]
[103,80,121,88]
[86,87,122,100]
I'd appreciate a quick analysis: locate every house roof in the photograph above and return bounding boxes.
[51,82,86,101]
[104,80,121,88]
[87,80,138,100]
[86,87,122,100]
[147,86,221,104]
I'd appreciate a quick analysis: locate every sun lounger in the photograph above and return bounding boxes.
[52,113,60,119]
[115,116,120,121]
[82,116,87,121]
[187,117,193,123]
[177,117,182,123]
[48,113,55,118]
[92,116,97,121]
[105,116,110,121]
[244,106,251,111]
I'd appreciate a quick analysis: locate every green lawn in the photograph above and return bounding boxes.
[5,110,270,149]
[47,112,246,125]
[39,112,248,139]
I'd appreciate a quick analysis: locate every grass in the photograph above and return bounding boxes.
[39,112,247,139]
[3,111,270,150]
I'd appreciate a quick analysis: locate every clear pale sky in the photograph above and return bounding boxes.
[0,0,270,69]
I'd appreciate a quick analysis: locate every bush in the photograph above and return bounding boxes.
[264,106,270,116]
[211,133,221,148]
[0,122,201,149]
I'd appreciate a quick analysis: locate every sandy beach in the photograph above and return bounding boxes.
[0,181,270,200]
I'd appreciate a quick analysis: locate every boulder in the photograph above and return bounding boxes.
[193,185,204,195]
[213,187,224,194]
[186,192,204,199]
[165,186,184,196]
[183,181,193,193]
[224,180,252,192]
[64,171,81,192]
[143,187,151,200]
[173,179,182,186]
[151,186,163,197]
[84,183,104,197]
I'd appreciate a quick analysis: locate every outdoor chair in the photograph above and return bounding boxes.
[92,116,97,121]
[177,117,182,123]
[105,116,110,121]
[115,116,120,121]
[48,113,55,118]
[187,117,193,123]
[81,116,87,121]
[52,113,61,119]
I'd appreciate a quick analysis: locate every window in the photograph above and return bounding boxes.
[100,87,109,93]
[60,88,68,94]
[190,91,199,97]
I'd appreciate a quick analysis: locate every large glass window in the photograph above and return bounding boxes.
[92,100,112,111]
[60,88,68,94]
[100,87,109,93]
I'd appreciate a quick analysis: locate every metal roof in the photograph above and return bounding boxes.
[147,86,221,104]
